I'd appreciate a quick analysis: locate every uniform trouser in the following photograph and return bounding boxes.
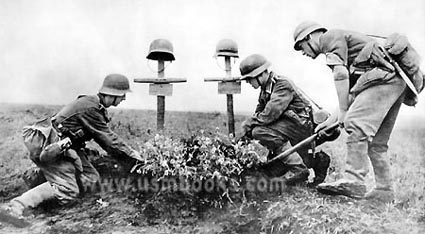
[251,117,311,166]
[17,148,100,206]
[343,76,406,188]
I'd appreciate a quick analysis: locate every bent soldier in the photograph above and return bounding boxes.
[293,21,413,202]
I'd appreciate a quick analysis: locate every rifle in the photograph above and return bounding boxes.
[265,122,341,165]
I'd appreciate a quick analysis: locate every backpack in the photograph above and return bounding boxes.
[22,117,59,162]
[385,33,425,106]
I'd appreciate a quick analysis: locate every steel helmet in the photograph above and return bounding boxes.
[146,39,175,61]
[293,21,327,51]
[99,74,131,96]
[214,39,239,58]
[239,54,271,80]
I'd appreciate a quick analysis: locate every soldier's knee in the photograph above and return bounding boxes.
[51,183,80,205]
[344,119,368,143]
[251,126,268,140]
[81,170,100,185]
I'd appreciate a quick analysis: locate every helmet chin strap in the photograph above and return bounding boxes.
[112,96,120,106]
[305,34,319,57]
[307,41,318,57]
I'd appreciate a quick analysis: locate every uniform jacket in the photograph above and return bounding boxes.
[244,72,311,130]
[318,29,398,93]
[52,94,133,158]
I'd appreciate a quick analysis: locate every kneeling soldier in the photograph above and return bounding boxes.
[1,74,143,223]
[239,54,331,186]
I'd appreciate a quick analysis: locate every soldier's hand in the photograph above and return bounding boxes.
[241,122,253,139]
[129,150,143,162]
[315,113,337,133]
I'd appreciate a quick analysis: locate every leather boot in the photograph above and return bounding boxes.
[317,141,369,198]
[365,147,394,203]
[260,145,290,178]
[284,163,309,186]
[0,200,31,228]
[280,150,309,186]
[310,151,331,186]
[0,182,55,228]
[260,159,288,178]
[1,199,26,218]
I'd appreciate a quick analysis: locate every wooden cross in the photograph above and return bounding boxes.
[134,60,186,130]
[204,56,241,135]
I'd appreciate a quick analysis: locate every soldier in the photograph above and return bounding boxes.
[239,54,331,186]
[293,21,408,202]
[2,74,143,220]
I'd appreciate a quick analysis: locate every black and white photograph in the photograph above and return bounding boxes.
[0,0,424,233]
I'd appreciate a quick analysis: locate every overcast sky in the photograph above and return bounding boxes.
[1,0,424,119]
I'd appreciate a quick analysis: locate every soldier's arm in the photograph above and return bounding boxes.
[78,107,134,158]
[254,96,266,114]
[321,31,350,124]
[332,65,350,123]
[251,81,293,125]
[242,92,266,136]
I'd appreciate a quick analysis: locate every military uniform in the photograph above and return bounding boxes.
[316,29,406,198]
[15,94,136,207]
[242,71,327,181]
[243,71,311,154]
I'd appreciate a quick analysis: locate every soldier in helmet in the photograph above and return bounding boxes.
[293,21,407,202]
[239,54,332,186]
[1,74,143,220]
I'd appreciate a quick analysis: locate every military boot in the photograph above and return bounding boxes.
[316,179,367,198]
[260,146,289,178]
[259,159,288,178]
[365,147,395,203]
[284,163,310,186]
[279,151,309,186]
[1,199,26,218]
[0,183,53,228]
[310,151,331,186]
[317,141,369,198]
[0,200,31,228]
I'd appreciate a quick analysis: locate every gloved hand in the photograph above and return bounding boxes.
[129,149,143,162]
[65,149,83,172]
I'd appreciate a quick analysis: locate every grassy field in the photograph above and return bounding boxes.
[0,103,424,234]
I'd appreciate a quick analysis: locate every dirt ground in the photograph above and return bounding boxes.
[1,104,424,234]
